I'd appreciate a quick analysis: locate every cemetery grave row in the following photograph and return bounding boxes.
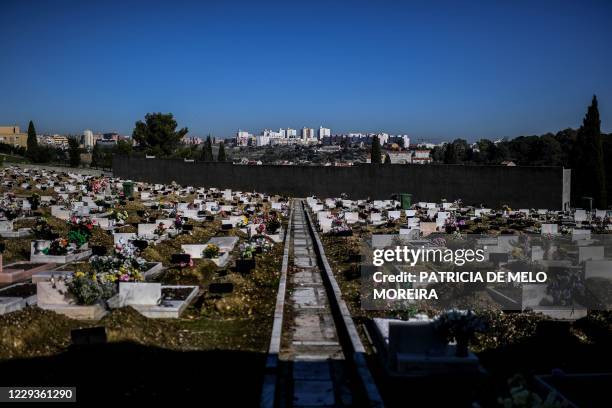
[306,196,612,321]
[304,195,612,407]
[0,166,289,336]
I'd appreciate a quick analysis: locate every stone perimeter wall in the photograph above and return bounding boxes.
[113,157,570,210]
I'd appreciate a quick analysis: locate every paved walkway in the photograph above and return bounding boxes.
[279,200,352,408]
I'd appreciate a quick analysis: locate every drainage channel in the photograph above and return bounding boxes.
[262,199,383,408]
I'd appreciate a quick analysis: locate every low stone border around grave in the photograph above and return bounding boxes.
[31,270,73,283]
[0,282,38,315]
[142,262,164,279]
[0,262,57,284]
[0,282,37,306]
[128,285,199,319]
[38,302,108,320]
[0,228,32,238]
[34,274,109,320]
[30,249,92,264]
[210,252,229,268]
[0,297,26,315]
[529,307,588,320]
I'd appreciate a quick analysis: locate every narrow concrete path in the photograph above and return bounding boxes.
[279,200,352,408]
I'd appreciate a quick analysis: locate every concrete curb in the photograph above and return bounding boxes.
[303,201,385,408]
[260,200,294,408]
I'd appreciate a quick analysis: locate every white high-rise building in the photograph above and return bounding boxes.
[83,129,94,148]
[301,127,315,140]
[256,134,271,146]
[318,126,331,139]
[236,130,253,146]
[286,128,297,138]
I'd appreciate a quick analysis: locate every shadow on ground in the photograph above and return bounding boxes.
[0,342,265,405]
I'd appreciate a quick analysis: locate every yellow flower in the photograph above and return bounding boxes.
[75,271,85,278]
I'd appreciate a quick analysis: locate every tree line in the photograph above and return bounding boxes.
[429,96,609,208]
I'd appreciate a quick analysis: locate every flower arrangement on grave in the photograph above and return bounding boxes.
[250,236,273,253]
[28,193,41,210]
[88,178,108,194]
[109,265,144,283]
[113,238,147,270]
[236,215,249,227]
[433,309,486,357]
[89,255,116,274]
[154,222,167,236]
[32,217,55,240]
[328,217,351,236]
[239,243,255,260]
[108,209,128,223]
[66,270,118,305]
[203,243,220,259]
[67,229,89,247]
[42,238,69,256]
[265,216,281,234]
[67,216,94,247]
[175,254,194,268]
[174,215,185,229]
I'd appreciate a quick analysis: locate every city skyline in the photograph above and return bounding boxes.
[2,0,612,140]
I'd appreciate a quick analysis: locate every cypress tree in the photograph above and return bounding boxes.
[384,153,391,164]
[202,135,214,161]
[217,141,226,162]
[371,136,382,164]
[68,137,81,167]
[27,120,38,153]
[574,95,607,208]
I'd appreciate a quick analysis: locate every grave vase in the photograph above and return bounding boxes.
[34,240,49,254]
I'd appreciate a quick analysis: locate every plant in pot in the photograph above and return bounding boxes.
[67,229,89,248]
[43,238,69,256]
[28,193,41,211]
[433,309,485,357]
[109,210,128,224]
[68,216,94,248]
[266,217,281,235]
[236,244,256,273]
[154,222,167,237]
[203,243,220,259]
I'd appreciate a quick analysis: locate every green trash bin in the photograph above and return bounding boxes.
[122,181,134,198]
[400,193,412,210]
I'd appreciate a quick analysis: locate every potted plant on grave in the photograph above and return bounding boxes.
[236,243,256,273]
[42,238,69,256]
[108,209,128,225]
[433,309,485,357]
[67,271,117,305]
[28,193,41,211]
[203,243,220,259]
[174,215,186,230]
[154,222,167,237]
[67,216,94,249]
[329,218,352,236]
[266,217,281,235]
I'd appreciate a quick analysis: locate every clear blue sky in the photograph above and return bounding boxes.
[1,0,611,141]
